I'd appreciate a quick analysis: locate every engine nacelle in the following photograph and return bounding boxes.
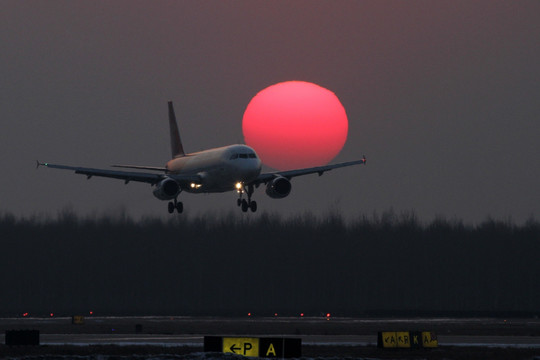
[265,176,292,199]
[153,178,180,200]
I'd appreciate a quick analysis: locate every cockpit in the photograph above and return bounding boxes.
[229,152,257,160]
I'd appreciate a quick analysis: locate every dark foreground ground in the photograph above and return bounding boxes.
[0,344,539,360]
[0,316,539,359]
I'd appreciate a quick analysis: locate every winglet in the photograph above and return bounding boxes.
[168,101,185,158]
[362,155,367,164]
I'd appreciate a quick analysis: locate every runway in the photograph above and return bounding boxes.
[19,333,540,348]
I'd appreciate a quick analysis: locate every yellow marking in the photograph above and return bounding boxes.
[266,343,276,356]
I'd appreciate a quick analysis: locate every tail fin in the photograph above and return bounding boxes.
[168,101,185,158]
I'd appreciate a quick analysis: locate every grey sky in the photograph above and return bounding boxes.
[1,1,539,223]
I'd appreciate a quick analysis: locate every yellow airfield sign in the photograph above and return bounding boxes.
[422,331,438,347]
[222,337,260,356]
[378,331,438,349]
[396,331,410,348]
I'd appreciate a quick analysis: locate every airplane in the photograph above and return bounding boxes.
[37,101,366,214]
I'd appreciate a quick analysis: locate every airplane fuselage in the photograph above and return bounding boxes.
[166,144,261,193]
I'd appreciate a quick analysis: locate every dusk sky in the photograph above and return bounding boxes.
[1,1,539,223]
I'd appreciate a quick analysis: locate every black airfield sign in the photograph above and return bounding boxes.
[204,336,301,358]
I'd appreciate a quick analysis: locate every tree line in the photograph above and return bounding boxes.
[0,210,538,317]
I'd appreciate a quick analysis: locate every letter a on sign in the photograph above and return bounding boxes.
[266,343,276,356]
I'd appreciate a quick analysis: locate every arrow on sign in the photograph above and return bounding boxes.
[230,344,241,353]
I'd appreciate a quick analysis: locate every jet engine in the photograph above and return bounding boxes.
[265,176,292,199]
[153,178,180,200]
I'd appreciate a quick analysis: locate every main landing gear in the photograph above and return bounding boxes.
[237,184,257,213]
[168,197,183,214]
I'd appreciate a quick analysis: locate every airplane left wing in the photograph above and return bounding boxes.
[37,161,164,184]
[37,161,201,186]
[251,156,366,186]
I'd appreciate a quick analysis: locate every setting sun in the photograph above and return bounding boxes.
[242,81,348,170]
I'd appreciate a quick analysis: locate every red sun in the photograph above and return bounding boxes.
[242,81,348,170]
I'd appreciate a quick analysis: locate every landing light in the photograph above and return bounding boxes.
[235,182,244,193]
[190,183,202,189]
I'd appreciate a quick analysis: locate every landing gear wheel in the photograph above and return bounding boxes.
[241,199,249,212]
[250,201,257,212]
[176,202,183,213]
[168,202,175,214]
[237,198,242,207]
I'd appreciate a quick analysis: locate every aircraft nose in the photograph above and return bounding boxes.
[237,159,261,181]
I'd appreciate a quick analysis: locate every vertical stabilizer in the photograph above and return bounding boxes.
[168,101,185,158]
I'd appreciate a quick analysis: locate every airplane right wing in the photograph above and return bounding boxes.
[251,156,366,186]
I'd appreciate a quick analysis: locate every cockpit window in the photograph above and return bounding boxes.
[230,152,257,160]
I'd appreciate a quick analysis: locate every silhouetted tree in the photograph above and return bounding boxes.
[0,211,538,316]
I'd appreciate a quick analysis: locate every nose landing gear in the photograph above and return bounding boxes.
[237,184,257,213]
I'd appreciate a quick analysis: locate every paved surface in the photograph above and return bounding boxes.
[1,318,539,359]
[1,317,539,348]
[0,333,538,348]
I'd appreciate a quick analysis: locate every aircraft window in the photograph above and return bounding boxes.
[239,154,248,159]
[248,153,257,158]
[230,154,238,160]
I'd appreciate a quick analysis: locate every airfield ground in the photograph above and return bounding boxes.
[0,316,539,359]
